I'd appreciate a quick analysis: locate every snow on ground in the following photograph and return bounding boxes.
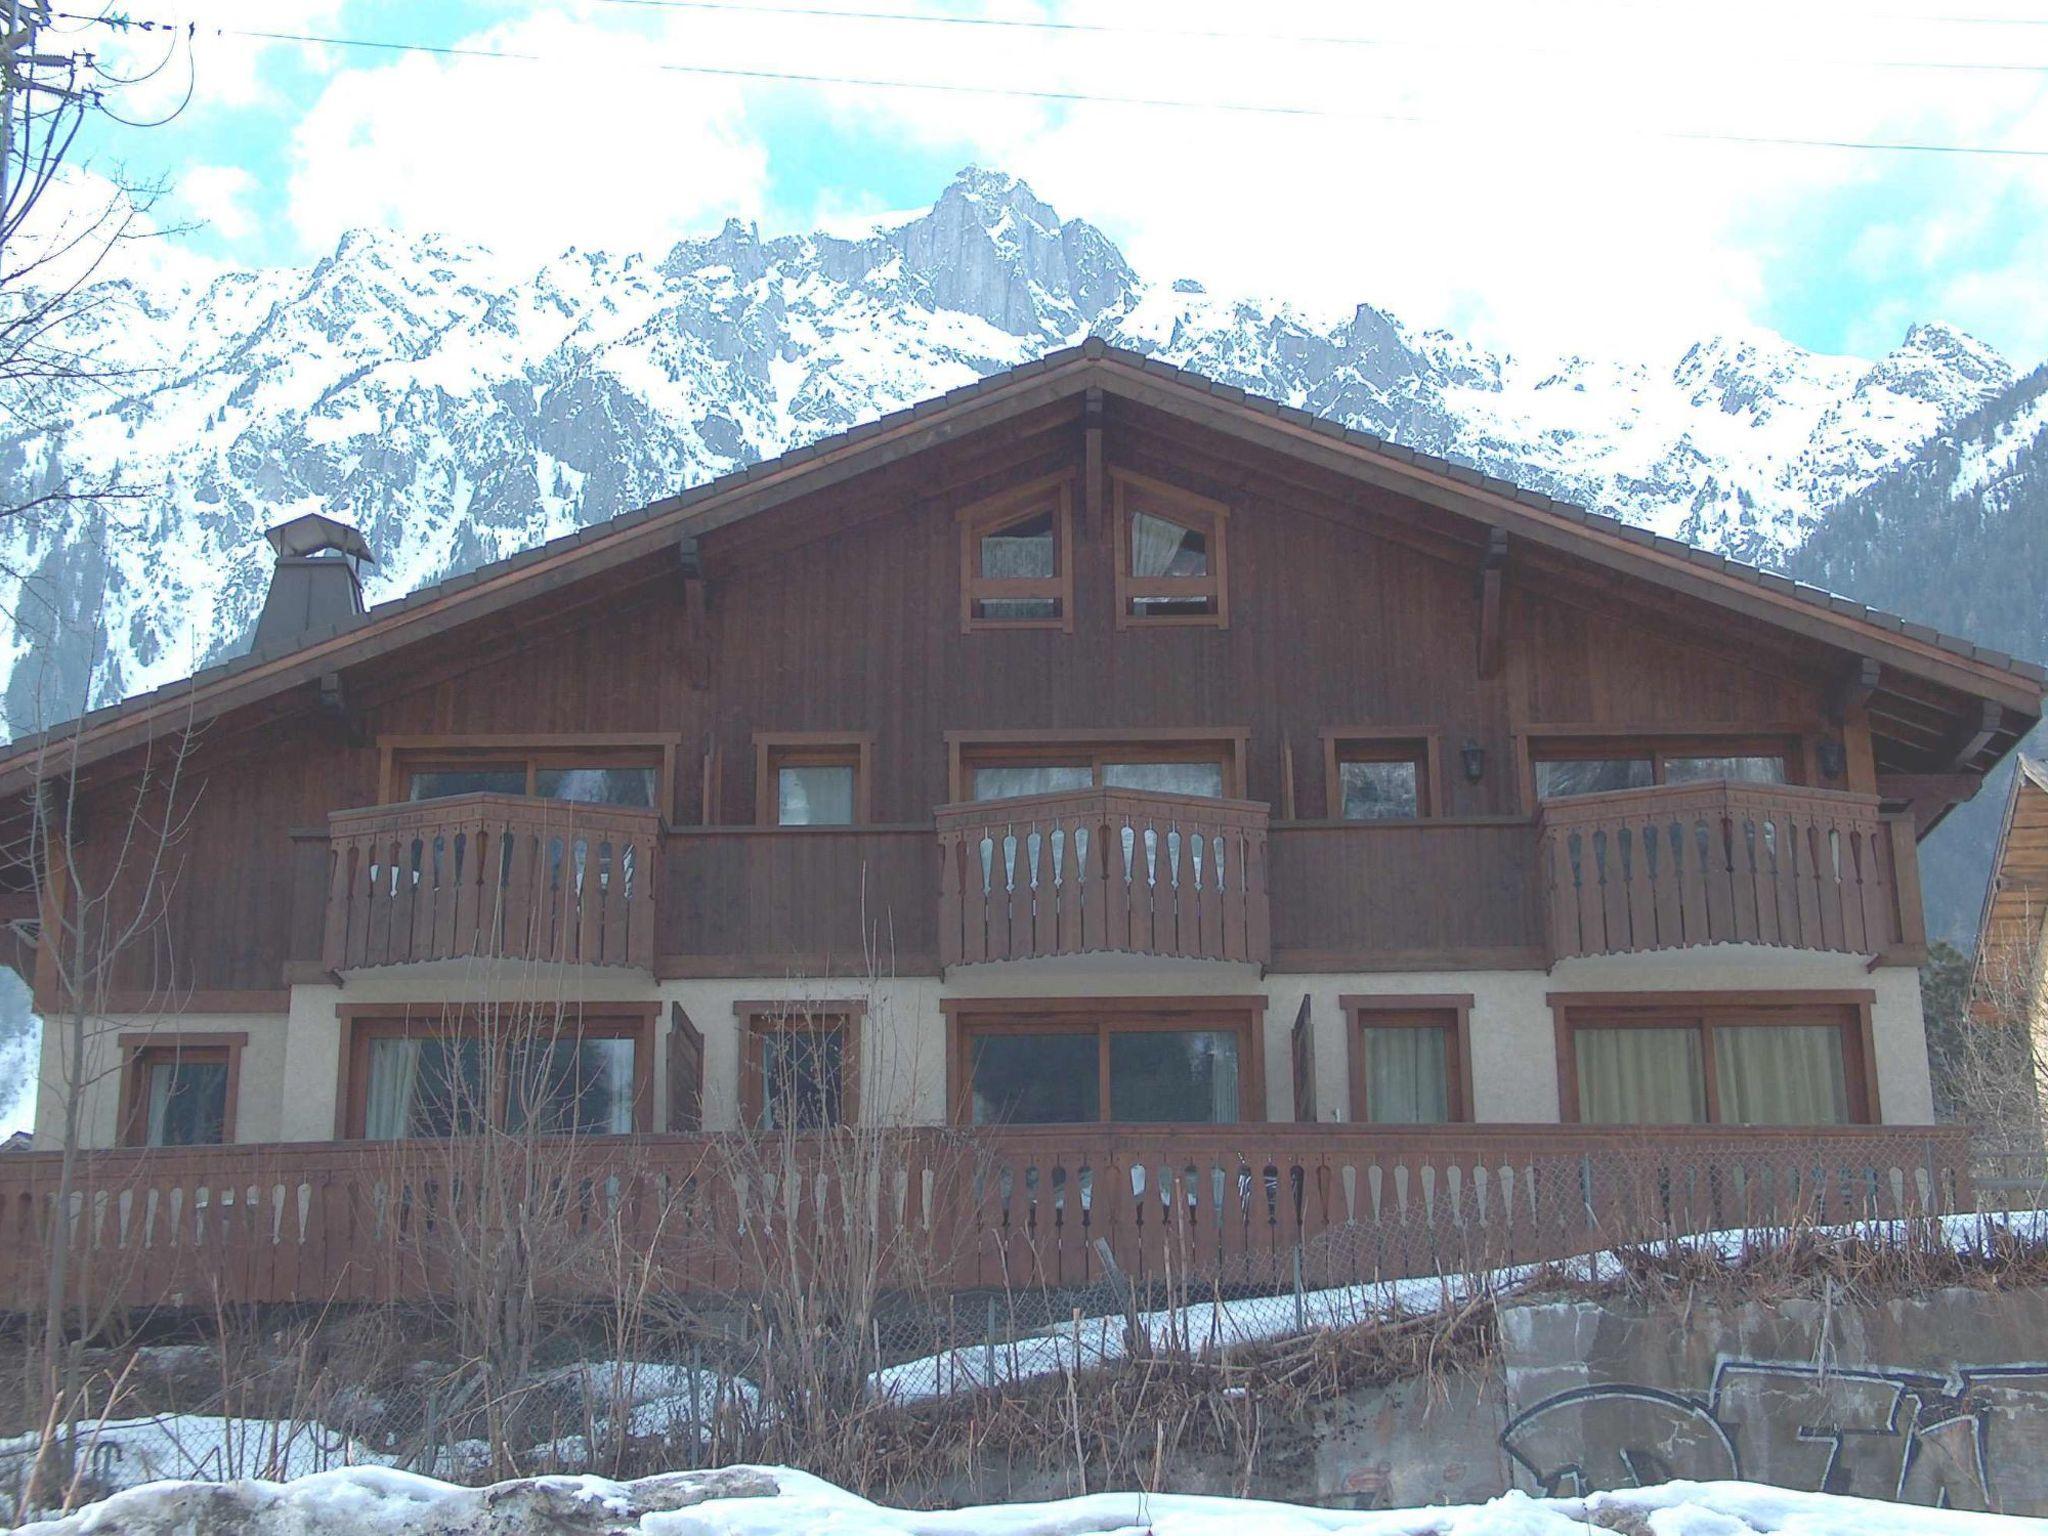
[16,1464,2048,1536]
[872,1210,2048,1402]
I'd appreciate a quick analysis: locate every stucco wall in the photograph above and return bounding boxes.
[33,1011,290,1149]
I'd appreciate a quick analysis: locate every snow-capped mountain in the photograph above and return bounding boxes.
[0,165,2018,740]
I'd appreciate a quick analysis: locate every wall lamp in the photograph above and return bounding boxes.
[1461,740,1486,783]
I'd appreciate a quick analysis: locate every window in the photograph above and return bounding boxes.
[755,734,873,826]
[949,731,1245,803]
[1531,739,1791,802]
[1324,732,1439,820]
[388,738,669,811]
[1343,998,1470,1124]
[946,999,1264,1125]
[959,476,1074,631]
[1551,994,1874,1126]
[1113,471,1229,627]
[738,1002,863,1130]
[119,1033,244,1148]
[341,1009,651,1139]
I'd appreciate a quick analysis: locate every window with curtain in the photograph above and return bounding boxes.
[1564,1004,1864,1125]
[1358,1028,1449,1123]
[405,753,659,807]
[966,746,1232,802]
[959,479,1073,630]
[355,1019,646,1139]
[1533,742,1793,800]
[959,1011,1252,1124]
[363,1036,488,1140]
[778,764,856,825]
[1114,473,1226,624]
[134,1053,230,1146]
[759,738,867,826]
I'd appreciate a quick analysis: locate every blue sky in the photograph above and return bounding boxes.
[49,0,2048,366]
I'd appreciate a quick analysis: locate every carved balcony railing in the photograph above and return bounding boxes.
[936,788,1271,967]
[322,794,658,972]
[1537,781,1923,963]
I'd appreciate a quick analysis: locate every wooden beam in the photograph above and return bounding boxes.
[1476,528,1507,682]
[1877,771,1983,808]
[679,535,710,691]
[1827,657,1881,724]
[1943,698,2004,771]
[1082,386,1105,537]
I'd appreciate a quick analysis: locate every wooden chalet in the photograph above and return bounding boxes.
[0,339,2038,1307]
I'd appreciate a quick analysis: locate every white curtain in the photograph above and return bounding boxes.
[146,1066,176,1147]
[364,1037,423,1140]
[590,1040,636,1134]
[1130,511,1193,577]
[1362,1028,1448,1123]
[1204,1032,1240,1124]
[1103,761,1226,797]
[980,526,1053,579]
[972,765,1093,800]
[1714,1025,1849,1124]
[1575,1028,1706,1123]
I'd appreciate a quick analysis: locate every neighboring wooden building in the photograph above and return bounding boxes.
[0,343,2036,1304]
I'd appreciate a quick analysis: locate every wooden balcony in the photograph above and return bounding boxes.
[1538,781,1924,963]
[937,789,1271,967]
[0,1124,1971,1312]
[322,794,658,972]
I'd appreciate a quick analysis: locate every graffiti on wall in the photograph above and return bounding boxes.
[1502,1359,2048,1511]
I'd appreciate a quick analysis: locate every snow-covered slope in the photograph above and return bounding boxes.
[0,165,2015,739]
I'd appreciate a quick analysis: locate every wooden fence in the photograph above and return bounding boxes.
[1538,782,1922,962]
[0,1125,1972,1313]
[937,789,1271,967]
[322,795,658,972]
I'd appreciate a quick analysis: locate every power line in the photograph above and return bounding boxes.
[588,0,2048,76]
[125,14,2048,161]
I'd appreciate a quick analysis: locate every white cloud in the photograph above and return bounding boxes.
[179,164,260,241]
[195,0,2048,363]
[283,8,769,261]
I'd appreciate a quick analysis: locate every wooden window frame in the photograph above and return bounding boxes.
[943,727,1251,804]
[1112,469,1230,629]
[942,996,1268,1126]
[958,473,1075,634]
[753,732,876,827]
[1519,728,1807,810]
[736,1000,867,1129]
[1341,996,1472,1124]
[334,1003,657,1140]
[1322,728,1444,821]
[1547,990,1880,1126]
[378,735,677,818]
[117,1031,246,1148]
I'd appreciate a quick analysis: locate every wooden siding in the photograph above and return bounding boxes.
[38,398,1912,1005]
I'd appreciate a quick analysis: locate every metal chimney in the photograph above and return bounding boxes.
[250,512,375,655]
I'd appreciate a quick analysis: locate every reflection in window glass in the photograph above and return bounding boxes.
[758,1027,844,1130]
[535,767,656,807]
[507,1037,636,1135]
[144,1060,229,1146]
[363,1037,488,1140]
[1103,761,1226,798]
[980,511,1055,580]
[970,1032,1100,1124]
[1574,1027,1706,1124]
[1341,760,1419,820]
[1108,1030,1239,1123]
[1535,758,1655,799]
[1359,1028,1447,1123]
[778,765,856,825]
[1664,756,1787,786]
[410,769,526,800]
[971,765,1094,801]
[1714,1024,1849,1124]
[977,598,1058,621]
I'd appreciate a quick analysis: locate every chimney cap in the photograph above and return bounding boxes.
[264,512,375,564]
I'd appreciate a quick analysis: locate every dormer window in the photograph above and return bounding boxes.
[958,475,1073,632]
[1113,471,1228,627]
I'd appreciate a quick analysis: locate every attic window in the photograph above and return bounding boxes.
[1113,471,1228,627]
[958,475,1073,632]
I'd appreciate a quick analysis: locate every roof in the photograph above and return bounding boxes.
[3,339,2042,789]
[1978,755,2048,968]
